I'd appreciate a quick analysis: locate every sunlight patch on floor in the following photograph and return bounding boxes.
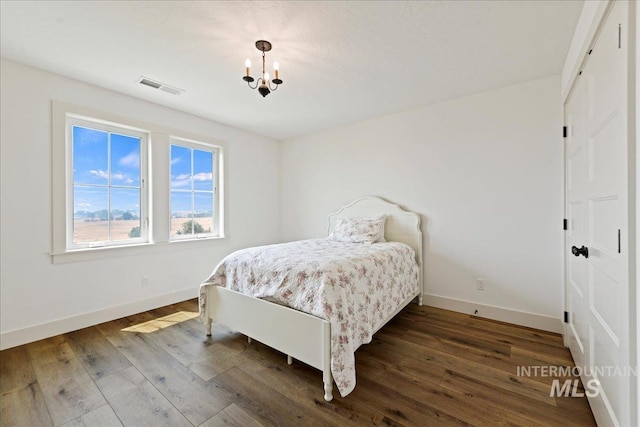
[121,311,199,333]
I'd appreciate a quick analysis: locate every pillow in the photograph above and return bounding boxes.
[328,215,386,244]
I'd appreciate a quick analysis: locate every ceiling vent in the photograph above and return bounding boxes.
[137,76,184,95]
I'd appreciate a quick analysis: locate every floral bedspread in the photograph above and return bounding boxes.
[198,239,419,397]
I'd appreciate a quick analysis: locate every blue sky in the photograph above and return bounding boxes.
[170,145,214,216]
[73,126,140,214]
[72,127,214,218]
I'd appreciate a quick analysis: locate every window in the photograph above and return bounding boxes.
[170,138,219,239]
[67,116,148,249]
[52,101,226,263]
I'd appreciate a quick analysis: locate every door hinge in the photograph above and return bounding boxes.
[588,49,593,55]
[618,24,621,49]
[564,311,569,323]
[562,126,567,138]
[618,229,621,253]
[563,219,568,230]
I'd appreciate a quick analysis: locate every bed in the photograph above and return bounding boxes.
[198,196,423,401]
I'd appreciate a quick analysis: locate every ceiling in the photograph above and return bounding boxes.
[0,1,583,140]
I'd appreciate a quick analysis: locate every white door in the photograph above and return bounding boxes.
[564,1,631,426]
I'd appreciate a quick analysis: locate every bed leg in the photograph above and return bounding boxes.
[287,355,293,365]
[323,378,333,402]
[418,294,423,306]
[205,319,212,336]
[247,337,252,345]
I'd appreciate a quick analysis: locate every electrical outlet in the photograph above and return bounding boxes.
[476,278,485,291]
[142,275,152,288]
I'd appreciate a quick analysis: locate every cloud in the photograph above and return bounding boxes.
[171,172,212,188]
[119,152,139,167]
[89,169,109,179]
[90,169,134,184]
[112,172,134,185]
[193,173,212,182]
[170,157,181,165]
[171,174,191,188]
[76,202,91,209]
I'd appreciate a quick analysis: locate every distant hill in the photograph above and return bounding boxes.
[74,209,139,221]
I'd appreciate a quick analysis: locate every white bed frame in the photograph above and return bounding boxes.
[202,196,423,401]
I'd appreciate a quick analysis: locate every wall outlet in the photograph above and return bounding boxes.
[142,275,152,288]
[476,278,485,291]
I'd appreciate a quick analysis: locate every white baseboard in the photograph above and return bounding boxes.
[0,288,197,350]
[422,293,563,333]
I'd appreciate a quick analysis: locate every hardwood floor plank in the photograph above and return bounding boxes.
[234,342,374,427]
[439,369,595,427]
[0,382,53,427]
[26,339,106,426]
[200,403,265,427]
[213,367,328,427]
[65,327,132,381]
[59,404,123,427]
[374,329,557,405]
[357,341,446,386]
[96,366,190,427]
[348,375,469,426]
[397,309,570,358]
[97,318,234,426]
[0,346,37,394]
[360,361,536,426]
[142,317,240,381]
[405,305,566,348]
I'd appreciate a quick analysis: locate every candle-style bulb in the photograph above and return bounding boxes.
[264,72,270,82]
[273,61,280,80]
[245,58,251,68]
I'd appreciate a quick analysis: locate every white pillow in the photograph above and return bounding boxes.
[328,215,386,244]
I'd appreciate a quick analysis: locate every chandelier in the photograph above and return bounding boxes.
[243,40,283,97]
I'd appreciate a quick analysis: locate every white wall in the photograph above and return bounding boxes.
[0,59,280,348]
[279,75,563,330]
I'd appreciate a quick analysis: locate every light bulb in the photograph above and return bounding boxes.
[273,61,279,70]
[264,72,270,81]
[245,58,251,68]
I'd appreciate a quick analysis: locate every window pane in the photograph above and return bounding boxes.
[171,191,192,236]
[171,145,191,189]
[111,133,140,187]
[73,126,108,185]
[73,186,108,243]
[194,192,213,234]
[193,149,213,191]
[111,188,141,240]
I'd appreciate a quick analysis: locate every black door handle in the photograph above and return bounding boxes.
[571,245,589,258]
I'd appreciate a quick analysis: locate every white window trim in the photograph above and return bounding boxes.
[51,101,227,264]
[169,136,222,241]
[66,115,150,250]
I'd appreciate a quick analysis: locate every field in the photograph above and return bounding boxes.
[73,218,214,242]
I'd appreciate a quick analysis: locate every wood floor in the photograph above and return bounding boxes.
[1,300,596,427]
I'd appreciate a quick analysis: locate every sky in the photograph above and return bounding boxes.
[72,126,214,219]
[170,144,214,216]
[73,126,140,215]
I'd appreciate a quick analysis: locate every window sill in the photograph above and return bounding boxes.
[51,236,228,264]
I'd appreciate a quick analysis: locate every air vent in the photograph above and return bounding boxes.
[136,76,184,95]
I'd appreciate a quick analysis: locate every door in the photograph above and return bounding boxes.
[564,1,631,426]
